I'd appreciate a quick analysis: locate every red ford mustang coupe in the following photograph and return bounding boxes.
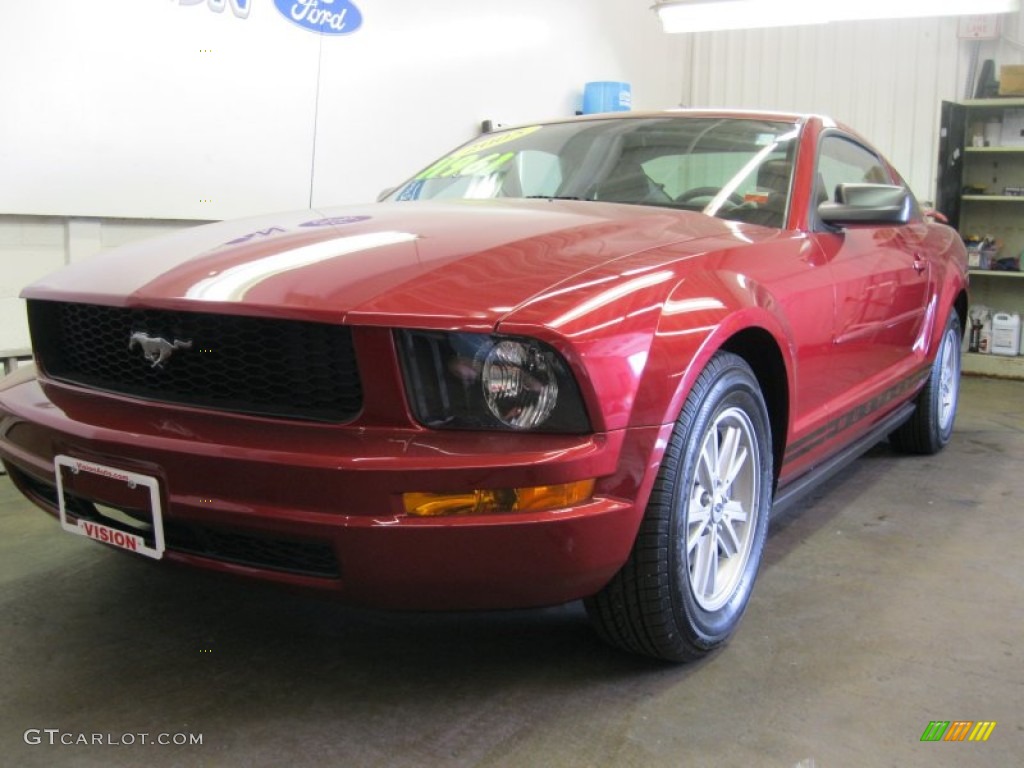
[0,111,967,661]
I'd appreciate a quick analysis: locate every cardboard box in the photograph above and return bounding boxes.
[999,65,1024,95]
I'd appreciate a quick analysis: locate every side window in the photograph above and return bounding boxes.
[816,135,892,205]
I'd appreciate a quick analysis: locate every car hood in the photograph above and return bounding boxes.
[24,200,768,330]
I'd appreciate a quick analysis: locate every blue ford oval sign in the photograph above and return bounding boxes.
[274,0,363,36]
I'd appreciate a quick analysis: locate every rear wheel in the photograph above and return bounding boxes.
[585,352,773,662]
[890,312,961,455]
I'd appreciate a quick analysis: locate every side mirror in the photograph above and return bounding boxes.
[818,183,912,226]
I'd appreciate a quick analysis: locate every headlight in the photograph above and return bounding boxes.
[481,340,559,429]
[396,331,590,433]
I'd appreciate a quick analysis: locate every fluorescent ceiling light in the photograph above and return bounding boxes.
[655,0,1020,34]
[657,1,826,33]
[830,0,1020,22]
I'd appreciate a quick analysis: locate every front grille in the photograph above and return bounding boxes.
[28,300,362,423]
[8,465,340,579]
[165,521,340,578]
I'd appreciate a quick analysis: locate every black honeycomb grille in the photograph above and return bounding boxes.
[166,521,340,578]
[28,300,363,423]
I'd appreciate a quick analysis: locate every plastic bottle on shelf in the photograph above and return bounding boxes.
[991,313,1022,356]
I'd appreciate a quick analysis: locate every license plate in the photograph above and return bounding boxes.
[54,455,165,560]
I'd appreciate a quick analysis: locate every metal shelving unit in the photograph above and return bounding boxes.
[939,99,1024,379]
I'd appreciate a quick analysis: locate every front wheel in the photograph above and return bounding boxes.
[585,352,773,662]
[889,312,962,455]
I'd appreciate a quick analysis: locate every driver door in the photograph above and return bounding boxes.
[811,134,932,420]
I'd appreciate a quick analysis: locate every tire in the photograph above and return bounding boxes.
[889,312,961,455]
[585,352,773,662]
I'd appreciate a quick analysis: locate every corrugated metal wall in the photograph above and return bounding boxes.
[680,17,976,203]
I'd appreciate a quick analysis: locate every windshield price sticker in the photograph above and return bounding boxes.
[414,125,542,181]
[416,151,515,180]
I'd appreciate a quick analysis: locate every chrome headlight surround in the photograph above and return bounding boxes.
[396,330,590,433]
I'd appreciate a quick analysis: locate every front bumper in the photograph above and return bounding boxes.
[0,370,665,609]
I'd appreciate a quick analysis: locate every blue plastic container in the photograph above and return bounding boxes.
[582,81,632,114]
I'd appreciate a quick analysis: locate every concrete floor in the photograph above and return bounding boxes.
[0,376,1021,768]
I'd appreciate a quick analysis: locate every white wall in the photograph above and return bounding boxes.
[679,10,1024,205]
[0,1,683,354]
[0,1,318,222]
[0,0,681,221]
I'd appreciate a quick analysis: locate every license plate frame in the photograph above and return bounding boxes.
[54,455,165,560]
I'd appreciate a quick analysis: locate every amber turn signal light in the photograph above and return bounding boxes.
[403,479,596,517]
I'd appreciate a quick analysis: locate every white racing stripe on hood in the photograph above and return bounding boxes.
[184,231,419,302]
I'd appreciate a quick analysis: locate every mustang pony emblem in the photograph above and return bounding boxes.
[129,332,193,369]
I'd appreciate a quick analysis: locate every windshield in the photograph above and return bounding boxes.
[388,117,801,228]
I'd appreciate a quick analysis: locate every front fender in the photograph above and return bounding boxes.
[629,270,796,431]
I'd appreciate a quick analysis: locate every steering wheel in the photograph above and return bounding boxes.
[675,186,745,207]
